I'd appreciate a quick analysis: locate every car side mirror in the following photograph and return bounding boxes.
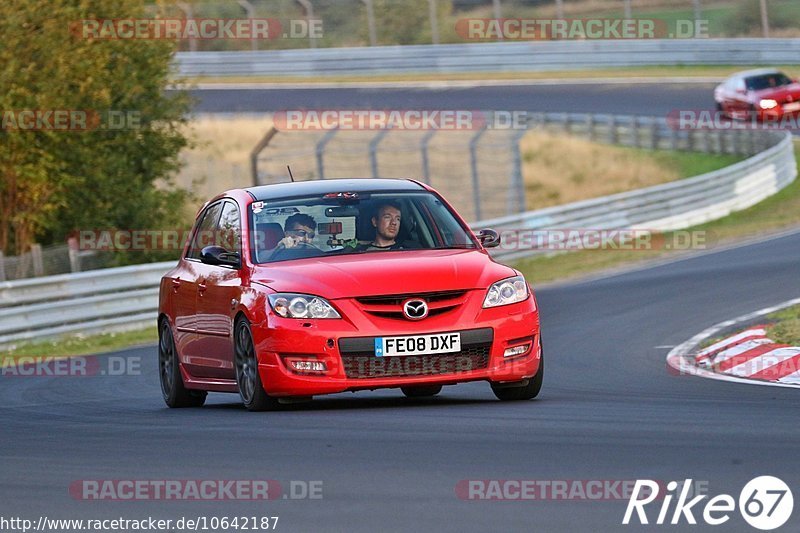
[736,88,747,95]
[200,246,240,268]
[476,229,500,248]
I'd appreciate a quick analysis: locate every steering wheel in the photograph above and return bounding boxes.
[268,240,319,260]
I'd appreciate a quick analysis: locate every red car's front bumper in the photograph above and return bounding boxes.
[251,292,541,397]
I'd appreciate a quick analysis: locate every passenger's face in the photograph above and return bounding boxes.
[287,224,315,243]
[373,206,401,240]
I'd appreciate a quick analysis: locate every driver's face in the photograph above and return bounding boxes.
[287,224,315,243]
[373,206,401,240]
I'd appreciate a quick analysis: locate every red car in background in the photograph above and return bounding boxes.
[714,68,800,121]
[158,179,543,411]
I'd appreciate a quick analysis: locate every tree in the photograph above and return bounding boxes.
[0,0,191,260]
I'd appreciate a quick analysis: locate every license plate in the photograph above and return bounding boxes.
[784,102,800,112]
[375,332,461,357]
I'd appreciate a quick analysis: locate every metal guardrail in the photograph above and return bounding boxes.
[175,39,800,77]
[0,262,172,346]
[472,130,796,260]
[0,123,795,348]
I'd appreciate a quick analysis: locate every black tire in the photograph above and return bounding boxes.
[158,320,207,408]
[234,318,281,412]
[491,349,544,402]
[401,385,443,398]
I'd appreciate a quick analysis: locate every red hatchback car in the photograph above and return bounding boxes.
[158,179,543,411]
[714,68,800,121]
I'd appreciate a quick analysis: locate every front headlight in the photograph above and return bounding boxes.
[759,99,778,110]
[482,275,529,308]
[268,293,341,319]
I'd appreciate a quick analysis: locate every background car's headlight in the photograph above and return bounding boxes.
[759,99,778,109]
[268,293,341,319]
[482,275,529,308]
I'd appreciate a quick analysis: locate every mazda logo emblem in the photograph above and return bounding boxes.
[402,299,428,320]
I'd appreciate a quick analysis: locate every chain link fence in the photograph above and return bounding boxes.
[0,241,110,282]
[252,112,780,222]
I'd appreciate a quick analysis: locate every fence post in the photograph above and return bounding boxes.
[361,0,377,46]
[296,0,318,48]
[586,114,595,141]
[632,117,641,148]
[420,130,437,184]
[68,237,81,273]
[469,126,488,221]
[428,0,440,45]
[31,244,44,277]
[510,128,528,215]
[316,128,339,179]
[669,126,679,151]
[237,0,258,51]
[250,126,279,186]
[0,251,5,281]
[608,115,617,144]
[176,3,197,52]
[369,128,391,178]
[650,119,659,150]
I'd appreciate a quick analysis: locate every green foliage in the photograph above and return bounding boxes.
[0,0,191,262]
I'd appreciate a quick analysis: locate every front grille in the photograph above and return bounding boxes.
[355,290,467,306]
[342,344,491,379]
[354,290,468,320]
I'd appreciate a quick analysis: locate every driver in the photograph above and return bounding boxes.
[276,213,318,250]
[357,201,407,251]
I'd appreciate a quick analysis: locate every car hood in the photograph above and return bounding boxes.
[752,83,800,102]
[251,249,517,299]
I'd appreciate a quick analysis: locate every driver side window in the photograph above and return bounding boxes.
[217,201,242,254]
[186,202,223,260]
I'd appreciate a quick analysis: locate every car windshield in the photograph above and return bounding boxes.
[249,190,478,264]
[745,72,792,91]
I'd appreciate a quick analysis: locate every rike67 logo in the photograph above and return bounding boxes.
[623,476,793,530]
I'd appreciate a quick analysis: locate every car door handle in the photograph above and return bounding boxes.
[198,282,207,294]
[171,279,181,290]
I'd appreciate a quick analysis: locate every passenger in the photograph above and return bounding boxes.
[275,213,318,250]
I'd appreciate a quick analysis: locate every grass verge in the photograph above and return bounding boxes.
[767,306,800,346]
[1,327,157,360]
[513,142,800,285]
[185,65,800,85]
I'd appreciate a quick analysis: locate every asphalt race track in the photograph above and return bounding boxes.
[2,82,798,532]
[2,229,799,532]
[188,81,716,116]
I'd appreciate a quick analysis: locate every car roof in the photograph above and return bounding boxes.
[244,178,426,201]
[732,68,786,79]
